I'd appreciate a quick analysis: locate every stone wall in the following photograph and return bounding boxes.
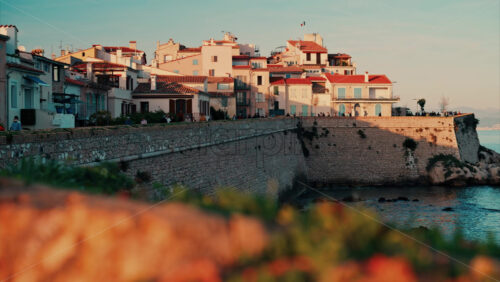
[0,118,306,195]
[0,114,480,191]
[300,115,480,185]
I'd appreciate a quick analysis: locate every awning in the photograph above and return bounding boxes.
[25,75,49,86]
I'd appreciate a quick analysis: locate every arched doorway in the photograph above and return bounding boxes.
[339,104,346,116]
[354,103,361,116]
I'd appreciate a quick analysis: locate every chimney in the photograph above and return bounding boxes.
[151,75,157,91]
[61,49,66,56]
[364,72,369,83]
[86,63,93,80]
[129,40,137,50]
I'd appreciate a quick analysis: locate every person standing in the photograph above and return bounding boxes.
[140,118,148,125]
[10,116,22,131]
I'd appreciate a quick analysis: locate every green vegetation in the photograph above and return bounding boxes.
[357,129,367,139]
[426,154,473,172]
[403,138,418,151]
[417,98,426,113]
[0,158,134,194]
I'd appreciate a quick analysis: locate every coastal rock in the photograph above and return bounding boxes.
[427,147,500,186]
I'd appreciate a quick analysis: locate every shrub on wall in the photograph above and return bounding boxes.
[89,111,112,126]
[403,138,418,151]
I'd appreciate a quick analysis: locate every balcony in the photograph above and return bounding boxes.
[333,96,400,102]
[236,99,250,106]
[235,82,250,90]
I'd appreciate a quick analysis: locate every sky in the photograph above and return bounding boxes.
[1,0,499,124]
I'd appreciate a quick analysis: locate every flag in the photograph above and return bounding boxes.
[300,21,306,27]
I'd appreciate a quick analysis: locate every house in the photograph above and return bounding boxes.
[325,53,356,75]
[270,78,313,116]
[206,77,235,117]
[0,32,9,127]
[1,25,78,129]
[324,72,399,116]
[282,34,328,66]
[132,75,210,121]
[70,61,138,118]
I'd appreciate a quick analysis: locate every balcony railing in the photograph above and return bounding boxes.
[235,82,250,90]
[333,96,400,101]
[236,99,250,106]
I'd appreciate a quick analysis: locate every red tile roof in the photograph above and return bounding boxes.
[6,63,44,73]
[72,61,129,72]
[102,46,144,54]
[270,79,285,85]
[207,77,234,83]
[268,66,303,73]
[232,55,250,60]
[307,76,326,81]
[249,57,267,60]
[270,78,311,85]
[324,73,392,84]
[156,75,206,83]
[330,53,351,59]
[267,64,284,68]
[288,40,327,53]
[207,92,235,97]
[133,81,202,94]
[232,65,251,69]
[0,25,18,31]
[252,68,269,72]
[178,47,202,53]
[65,77,85,86]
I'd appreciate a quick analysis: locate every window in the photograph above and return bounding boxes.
[126,76,131,90]
[257,76,262,85]
[338,88,346,99]
[257,108,264,116]
[193,70,198,76]
[285,74,291,78]
[35,61,41,70]
[212,56,218,62]
[256,93,264,102]
[273,86,279,95]
[237,92,246,104]
[140,102,149,113]
[221,96,228,107]
[193,59,198,65]
[82,52,85,57]
[375,104,382,116]
[252,62,262,68]
[354,88,362,98]
[302,105,308,116]
[10,82,17,108]
[174,70,179,74]
[164,55,172,62]
[209,69,215,76]
[290,105,296,115]
[52,65,60,81]
[217,83,229,90]
[306,53,311,61]
[44,63,50,72]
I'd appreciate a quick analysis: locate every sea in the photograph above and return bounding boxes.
[301,130,500,243]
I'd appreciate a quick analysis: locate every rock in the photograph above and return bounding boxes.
[378,197,386,203]
[428,163,446,185]
[397,196,409,202]
[412,199,419,202]
[442,207,454,212]
[488,166,500,185]
[342,195,363,202]
[0,179,269,281]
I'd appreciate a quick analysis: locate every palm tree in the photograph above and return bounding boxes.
[417,99,426,113]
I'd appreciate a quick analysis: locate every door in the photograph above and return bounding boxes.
[187,99,192,114]
[316,53,321,64]
[339,104,345,116]
[274,101,279,110]
[169,100,175,114]
[375,104,382,116]
[24,88,33,109]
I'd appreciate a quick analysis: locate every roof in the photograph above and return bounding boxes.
[252,68,269,72]
[6,63,44,74]
[268,66,303,73]
[65,77,85,86]
[207,77,234,83]
[232,65,251,69]
[288,40,327,53]
[178,47,202,53]
[159,54,199,64]
[329,53,351,59]
[249,57,267,60]
[232,55,250,60]
[102,46,144,54]
[72,61,129,72]
[0,25,18,31]
[133,81,202,94]
[270,78,311,85]
[324,73,392,84]
[307,76,326,81]
[301,64,326,69]
[156,75,206,83]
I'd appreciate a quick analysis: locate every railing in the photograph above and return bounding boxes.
[236,100,250,106]
[334,96,400,101]
[235,83,250,90]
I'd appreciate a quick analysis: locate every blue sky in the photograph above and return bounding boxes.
[1,0,499,121]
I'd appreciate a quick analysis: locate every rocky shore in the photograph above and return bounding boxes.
[428,146,500,187]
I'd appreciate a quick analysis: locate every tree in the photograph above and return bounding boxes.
[417,99,426,113]
[439,96,450,113]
